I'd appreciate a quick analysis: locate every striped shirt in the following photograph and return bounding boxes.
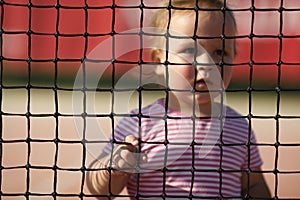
[103,99,262,199]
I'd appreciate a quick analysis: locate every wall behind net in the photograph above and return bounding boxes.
[2,0,300,87]
[1,0,300,199]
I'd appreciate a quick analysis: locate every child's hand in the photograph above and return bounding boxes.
[108,135,147,175]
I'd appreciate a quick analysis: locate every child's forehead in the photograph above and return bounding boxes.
[169,11,235,37]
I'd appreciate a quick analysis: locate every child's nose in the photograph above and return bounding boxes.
[195,53,214,71]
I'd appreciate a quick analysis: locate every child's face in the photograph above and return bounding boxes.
[153,12,236,110]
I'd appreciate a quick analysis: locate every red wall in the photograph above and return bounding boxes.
[2,0,300,87]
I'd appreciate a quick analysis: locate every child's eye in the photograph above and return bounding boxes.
[214,49,227,56]
[182,48,196,54]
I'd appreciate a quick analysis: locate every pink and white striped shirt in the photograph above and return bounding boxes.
[103,99,262,199]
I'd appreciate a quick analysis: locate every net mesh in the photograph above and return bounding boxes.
[1,0,300,199]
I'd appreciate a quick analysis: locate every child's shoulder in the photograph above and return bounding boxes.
[223,104,245,117]
[222,104,249,127]
[130,98,166,116]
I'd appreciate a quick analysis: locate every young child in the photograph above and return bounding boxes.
[87,0,271,199]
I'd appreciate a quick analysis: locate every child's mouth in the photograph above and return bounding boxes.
[195,79,212,90]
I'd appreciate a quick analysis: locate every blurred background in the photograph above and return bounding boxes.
[2,0,300,88]
[1,0,300,199]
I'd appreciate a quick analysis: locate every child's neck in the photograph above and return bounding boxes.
[167,94,214,117]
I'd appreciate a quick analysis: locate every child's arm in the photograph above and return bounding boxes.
[241,168,271,199]
[86,153,130,200]
[86,135,140,200]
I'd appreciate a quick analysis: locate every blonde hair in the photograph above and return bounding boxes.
[150,0,237,54]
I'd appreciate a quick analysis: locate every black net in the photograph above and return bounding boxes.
[1,0,300,199]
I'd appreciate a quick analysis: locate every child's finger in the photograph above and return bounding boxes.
[124,135,139,146]
[123,135,148,163]
[140,153,148,163]
[114,147,148,170]
[120,148,138,166]
[119,148,148,168]
[110,135,148,173]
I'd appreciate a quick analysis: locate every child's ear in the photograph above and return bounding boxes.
[150,49,165,76]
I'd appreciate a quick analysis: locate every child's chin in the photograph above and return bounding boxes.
[195,93,214,103]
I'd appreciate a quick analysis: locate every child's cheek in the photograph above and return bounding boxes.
[176,66,195,79]
[166,66,195,90]
[222,67,232,88]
